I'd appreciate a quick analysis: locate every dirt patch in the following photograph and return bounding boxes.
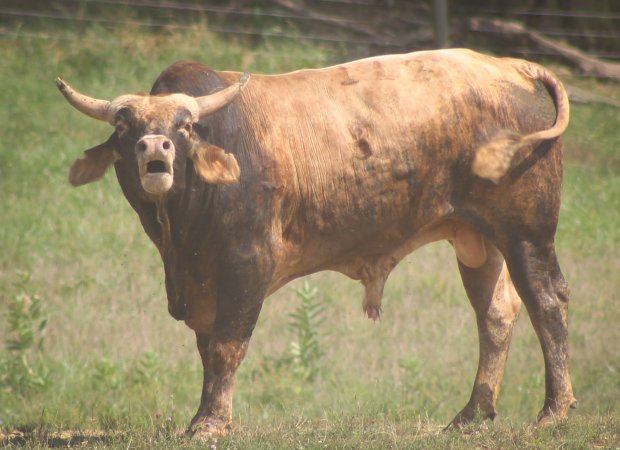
[0,429,120,447]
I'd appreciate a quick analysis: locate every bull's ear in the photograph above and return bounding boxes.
[191,142,240,185]
[69,134,119,186]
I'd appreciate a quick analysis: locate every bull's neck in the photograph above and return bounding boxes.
[155,197,173,260]
[154,182,219,321]
[155,176,218,259]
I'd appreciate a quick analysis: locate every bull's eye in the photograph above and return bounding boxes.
[115,120,129,136]
[179,122,192,135]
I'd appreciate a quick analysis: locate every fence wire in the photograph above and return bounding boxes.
[2,1,620,60]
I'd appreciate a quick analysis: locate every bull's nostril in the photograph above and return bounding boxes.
[163,141,171,150]
[137,141,147,152]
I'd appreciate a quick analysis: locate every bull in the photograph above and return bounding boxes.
[57,48,576,437]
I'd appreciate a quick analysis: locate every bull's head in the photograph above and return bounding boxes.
[57,74,249,196]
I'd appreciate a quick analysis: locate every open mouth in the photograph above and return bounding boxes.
[135,135,175,196]
[141,159,173,195]
[147,160,168,174]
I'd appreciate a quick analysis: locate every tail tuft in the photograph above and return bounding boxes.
[472,130,524,184]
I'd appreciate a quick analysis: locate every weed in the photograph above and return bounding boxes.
[0,272,50,393]
[287,281,326,382]
[132,350,160,385]
[92,358,122,391]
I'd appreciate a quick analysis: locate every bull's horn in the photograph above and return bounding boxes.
[196,72,250,118]
[56,77,113,123]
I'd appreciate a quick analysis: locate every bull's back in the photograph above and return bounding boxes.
[225,49,557,262]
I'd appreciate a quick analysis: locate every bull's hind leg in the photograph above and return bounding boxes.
[504,240,576,424]
[449,239,521,428]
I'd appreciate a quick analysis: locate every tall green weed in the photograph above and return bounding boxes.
[0,272,50,394]
[287,281,326,382]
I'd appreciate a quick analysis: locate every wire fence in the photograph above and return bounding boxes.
[0,2,396,46]
[2,0,620,61]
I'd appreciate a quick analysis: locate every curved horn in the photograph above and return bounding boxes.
[56,77,113,123]
[196,72,250,118]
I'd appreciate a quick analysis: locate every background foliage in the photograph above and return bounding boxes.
[2,0,620,59]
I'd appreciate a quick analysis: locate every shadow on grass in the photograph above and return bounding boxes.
[1,429,120,447]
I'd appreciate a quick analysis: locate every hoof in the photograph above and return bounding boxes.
[185,418,231,440]
[445,407,496,431]
[535,397,577,426]
[445,410,473,431]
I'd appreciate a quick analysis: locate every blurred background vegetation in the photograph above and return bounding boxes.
[0,1,619,448]
[2,0,620,61]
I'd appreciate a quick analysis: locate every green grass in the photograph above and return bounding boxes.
[1,20,619,448]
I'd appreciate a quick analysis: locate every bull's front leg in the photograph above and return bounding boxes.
[187,333,250,438]
[186,255,270,439]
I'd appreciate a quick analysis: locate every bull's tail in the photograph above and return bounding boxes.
[472,63,570,183]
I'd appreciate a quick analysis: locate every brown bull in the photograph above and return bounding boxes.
[57,48,576,438]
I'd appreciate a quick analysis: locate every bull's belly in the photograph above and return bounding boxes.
[268,219,487,315]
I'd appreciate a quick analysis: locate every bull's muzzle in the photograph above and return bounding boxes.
[136,135,175,195]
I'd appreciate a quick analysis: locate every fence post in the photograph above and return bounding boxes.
[432,0,450,48]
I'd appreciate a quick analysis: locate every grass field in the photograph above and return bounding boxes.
[1,22,619,448]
